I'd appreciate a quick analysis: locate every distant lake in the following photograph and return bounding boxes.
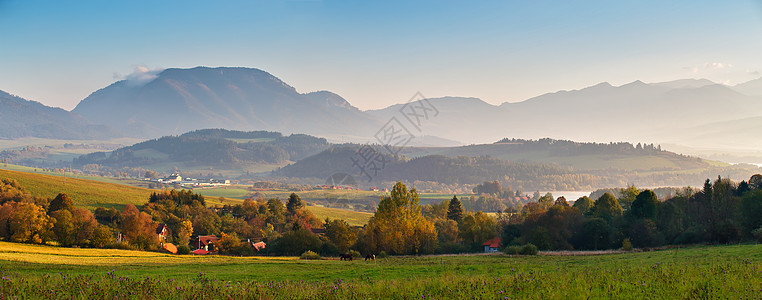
[732,163,762,168]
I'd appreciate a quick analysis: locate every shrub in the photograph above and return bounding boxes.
[348,249,361,259]
[320,242,340,256]
[503,246,521,255]
[300,250,320,260]
[622,238,633,251]
[751,227,762,242]
[520,243,538,255]
[177,245,191,255]
[377,251,389,259]
[674,231,700,245]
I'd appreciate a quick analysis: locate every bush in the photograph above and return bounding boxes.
[622,238,633,251]
[520,243,538,255]
[319,242,340,257]
[752,227,762,242]
[300,250,320,260]
[377,251,389,259]
[674,231,700,245]
[177,245,191,255]
[348,250,361,259]
[503,246,521,255]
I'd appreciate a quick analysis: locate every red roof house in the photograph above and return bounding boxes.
[482,237,501,253]
[191,248,210,255]
[195,235,219,251]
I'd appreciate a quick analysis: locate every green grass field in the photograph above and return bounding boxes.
[0,168,152,210]
[0,241,760,298]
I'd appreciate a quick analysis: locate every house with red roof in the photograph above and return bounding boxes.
[195,235,219,252]
[482,237,501,253]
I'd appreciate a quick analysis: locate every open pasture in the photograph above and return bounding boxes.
[1,242,761,298]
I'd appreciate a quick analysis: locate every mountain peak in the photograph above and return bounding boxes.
[733,76,762,96]
[72,66,375,138]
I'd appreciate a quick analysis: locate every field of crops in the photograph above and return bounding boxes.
[1,241,760,298]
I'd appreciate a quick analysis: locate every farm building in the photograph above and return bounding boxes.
[156,224,170,242]
[195,235,219,251]
[483,237,501,253]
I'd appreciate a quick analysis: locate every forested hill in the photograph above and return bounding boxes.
[277,146,605,190]
[73,129,329,168]
[399,138,712,171]
[278,139,761,191]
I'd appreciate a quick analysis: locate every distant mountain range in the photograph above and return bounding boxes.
[0,90,115,139]
[72,67,380,139]
[1,66,761,156]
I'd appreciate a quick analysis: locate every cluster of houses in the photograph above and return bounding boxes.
[314,185,388,192]
[145,173,231,188]
[153,223,266,255]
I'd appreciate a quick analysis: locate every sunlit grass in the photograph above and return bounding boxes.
[1,242,761,298]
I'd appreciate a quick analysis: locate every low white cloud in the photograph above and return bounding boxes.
[746,69,760,76]
[704,62,732,69]
[119,65,164,86]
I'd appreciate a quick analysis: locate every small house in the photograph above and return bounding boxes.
[483,237,501,253]
[195,235,219,252]
[156,224,170,242]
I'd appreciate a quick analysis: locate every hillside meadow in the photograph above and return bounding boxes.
[1,241,761,298]
[0,166,371,225]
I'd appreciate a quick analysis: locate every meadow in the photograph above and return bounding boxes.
[0,241,760,298]
[0,166,371,225]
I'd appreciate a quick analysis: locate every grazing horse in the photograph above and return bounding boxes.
[340,253,353,261]
[365,254,375,262]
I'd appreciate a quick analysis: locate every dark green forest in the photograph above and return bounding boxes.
[73,129,329,168]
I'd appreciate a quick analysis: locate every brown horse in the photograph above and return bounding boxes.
[365,253,375,261]
[340,253,353,261]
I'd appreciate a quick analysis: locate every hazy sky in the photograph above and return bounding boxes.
[1,1,761,111]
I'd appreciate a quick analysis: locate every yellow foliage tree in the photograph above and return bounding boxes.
[363,182,437,255]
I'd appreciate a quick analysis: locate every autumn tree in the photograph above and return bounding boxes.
[618,185,639,212]
[121,204,159,250]
[458,211,497,251]
[91,225,115,248]
[48,193,74,213]
[0,178,32,204]
[176,219,194,246]
[592,193,623,222]
[361,182,437,255]
[51,209,76,246]
[0,202,53,244]
[324,218,357,253]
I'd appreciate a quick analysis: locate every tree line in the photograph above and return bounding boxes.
[3,174,762,257]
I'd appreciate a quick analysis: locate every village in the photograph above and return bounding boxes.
[145,173,231,188]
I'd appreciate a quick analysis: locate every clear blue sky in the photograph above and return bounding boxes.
[1,0,761,110]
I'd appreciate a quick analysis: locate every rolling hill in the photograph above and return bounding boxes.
[72,129,330,174]
[0,166,371,224]
[277,138,761,191]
